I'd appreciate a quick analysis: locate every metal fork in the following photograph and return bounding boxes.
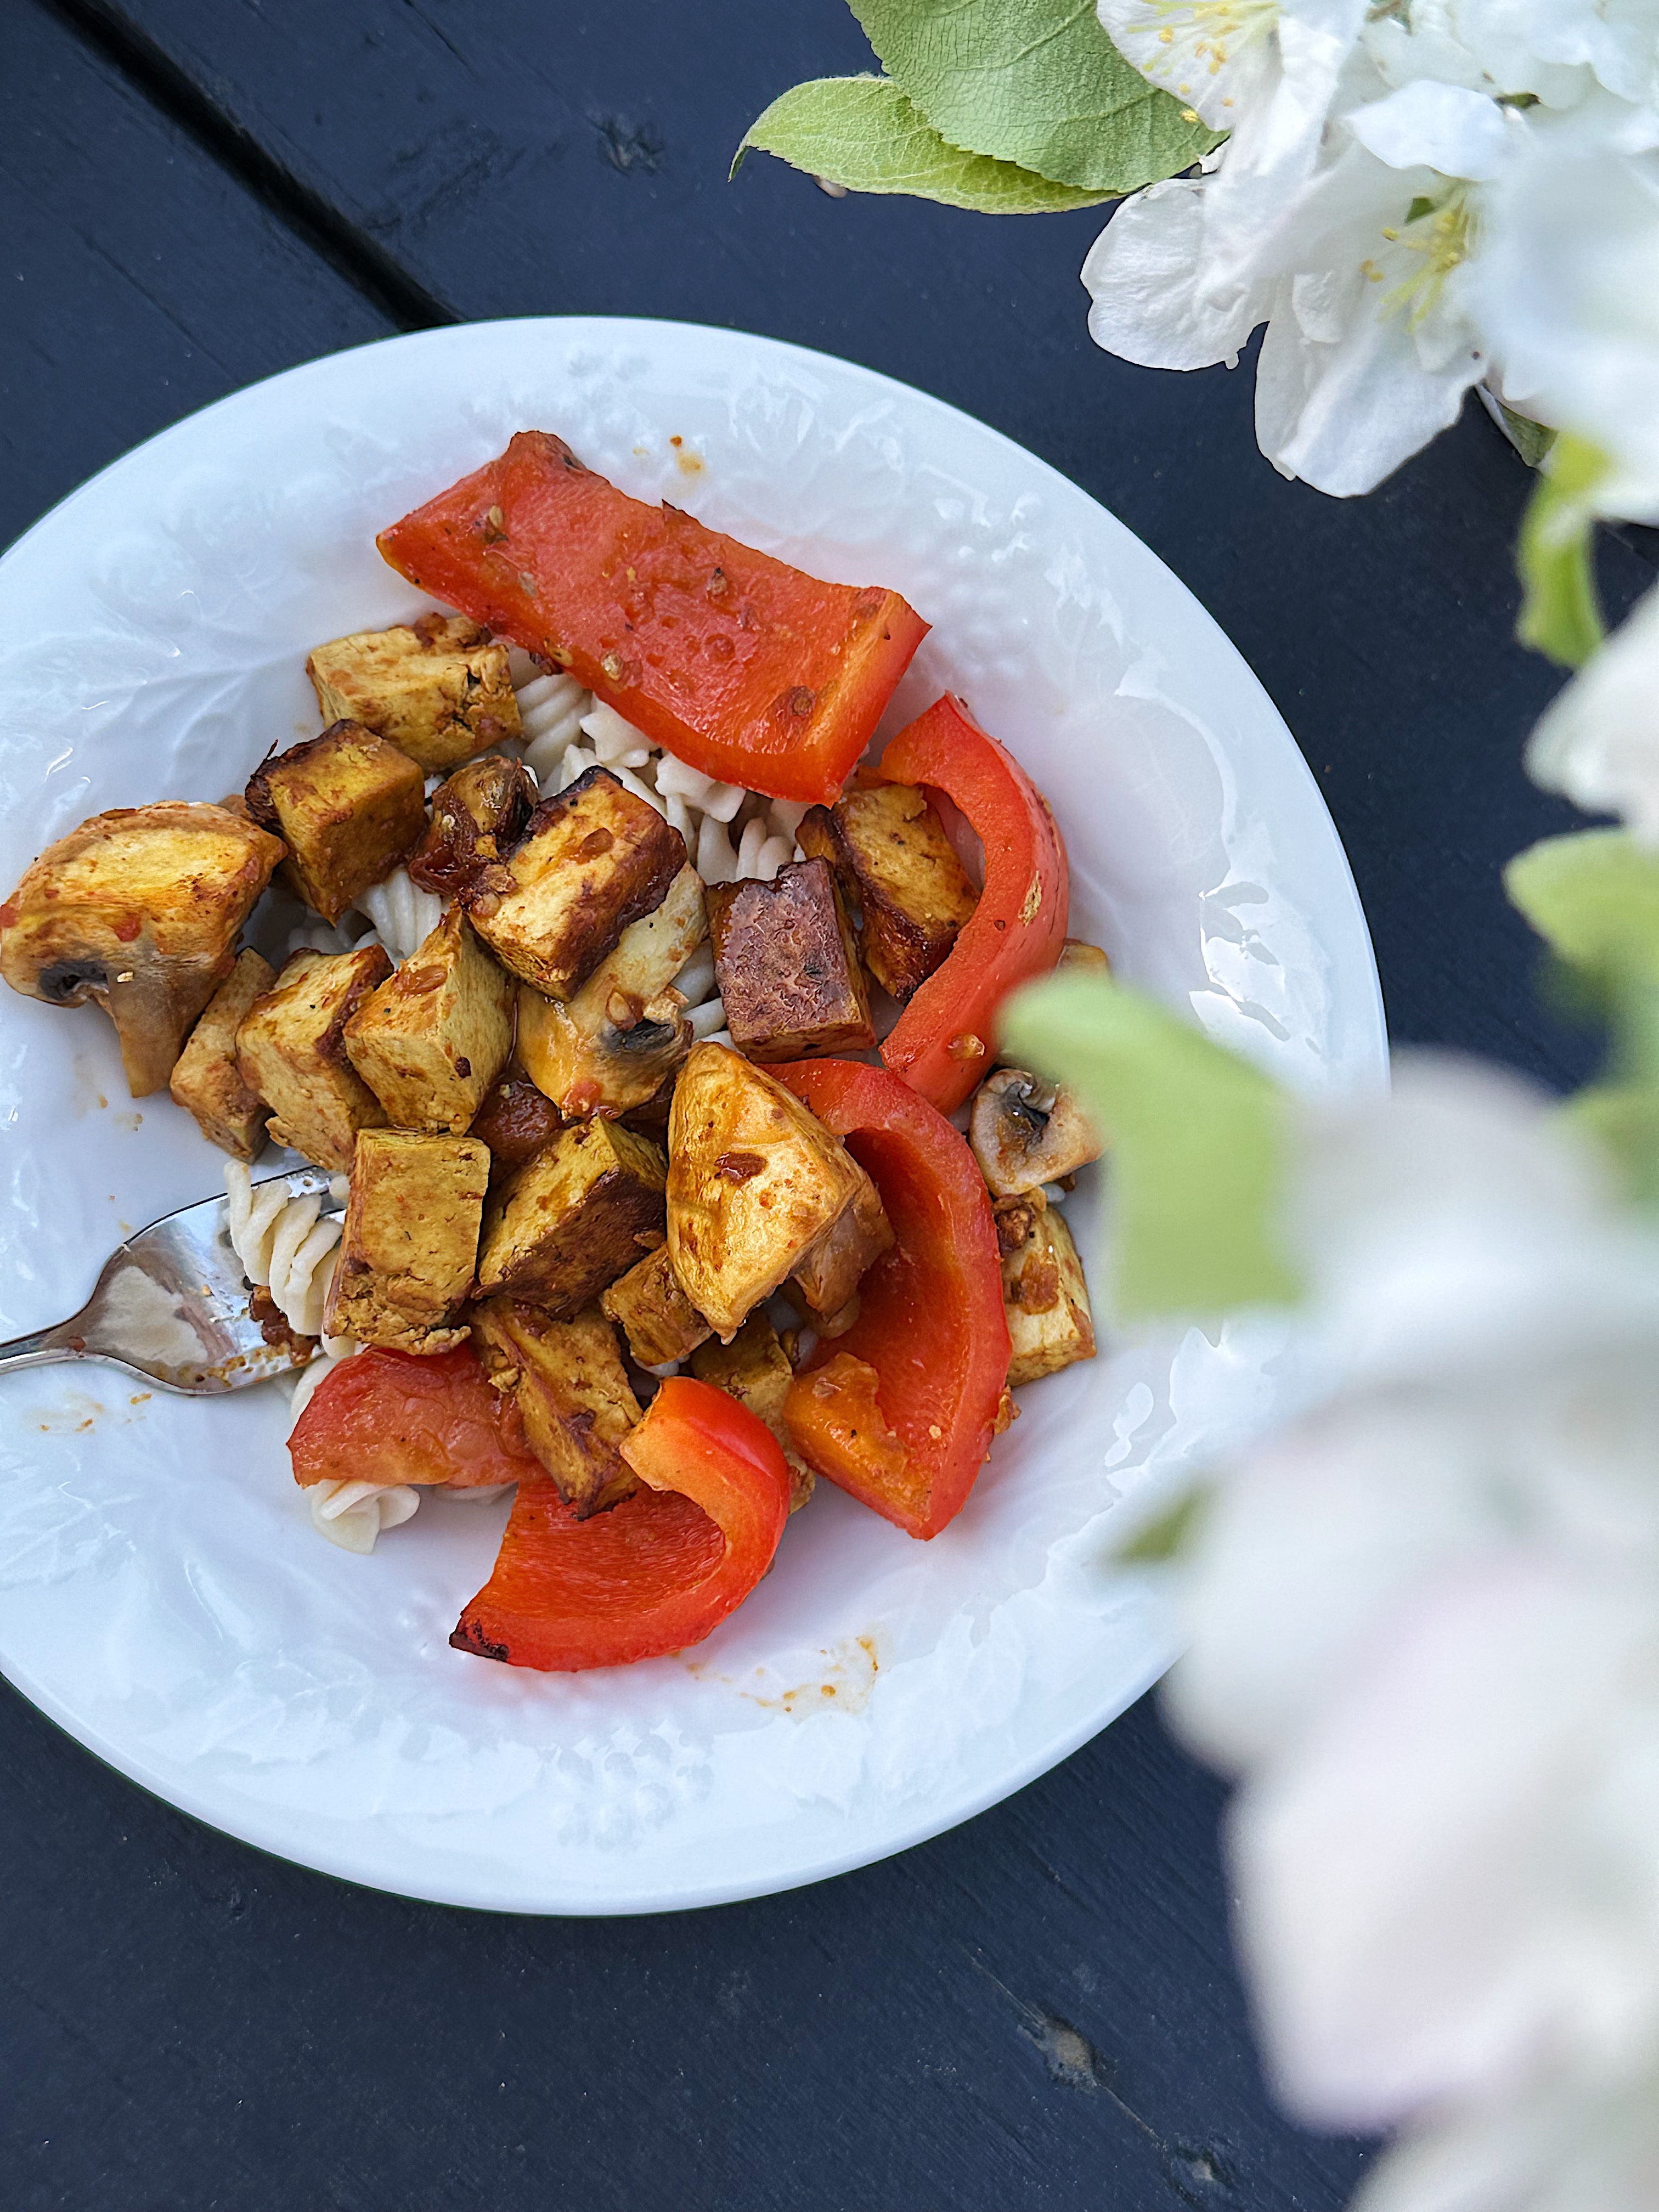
[0,1168,335,1395]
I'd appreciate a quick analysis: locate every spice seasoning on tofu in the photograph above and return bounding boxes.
[706,857,874,1062]
[234,945,393,1172]
[307,613,522,774]
[459,765,685,999]
[476,1116,668,1317]
[324,1130,490,1354]
[343,905,515,1134]
[245,721,427,924]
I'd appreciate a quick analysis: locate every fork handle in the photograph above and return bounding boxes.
[0,1321,84,1377]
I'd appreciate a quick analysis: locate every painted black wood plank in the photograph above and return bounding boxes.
[61,0,1658,1084]
[0,0,392,553]
[0,1676,1362,2212]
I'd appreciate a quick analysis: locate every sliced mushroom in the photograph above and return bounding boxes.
[408,755,538,899]
[969,1065,1102,1199]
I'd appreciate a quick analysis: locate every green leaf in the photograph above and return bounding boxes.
[1505,830,1659,984]
[1516,431,1609,668]
[849,0,1220,195]
[1115,1486,1208,1564]
[1493,398,1557,472]
[1000,973,1301,1318]
[733,76,1115,212]
[1508,832,1659,1200]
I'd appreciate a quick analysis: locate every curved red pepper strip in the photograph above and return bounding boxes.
[450,1377,791,1671]
[876,694,1069,1113]
[772,1059,1010,1539]
[290,1346,542,1490]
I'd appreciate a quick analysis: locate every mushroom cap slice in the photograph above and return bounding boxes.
[0,800,284,1097]
[969,1065,1102,1199]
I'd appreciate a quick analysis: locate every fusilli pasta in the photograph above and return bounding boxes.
[224,1161,344,1339]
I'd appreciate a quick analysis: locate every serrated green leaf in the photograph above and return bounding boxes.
[850,0,1219,195]
[734,76,1115,212]
[1505,831,1659,983]
[1516,431,1609,668]
[1000,973,1300,1318]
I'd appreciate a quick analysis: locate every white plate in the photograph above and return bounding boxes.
[0,319,1384,1913]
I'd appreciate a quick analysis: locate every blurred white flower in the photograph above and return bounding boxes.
[1477,141,1659,522]
[1159,1059,1659,2201]
[1527,583,1659,838]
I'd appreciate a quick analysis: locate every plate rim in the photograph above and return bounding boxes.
[0,313,1386,1915]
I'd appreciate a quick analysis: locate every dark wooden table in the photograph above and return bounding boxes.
[3,5,1652,2208]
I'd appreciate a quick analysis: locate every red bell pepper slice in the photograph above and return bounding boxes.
[875,694,1070,1113]
[450,1376,791,1671]
[289,1346,542,1491]
[771,1059,1011,1539]
[378,432,928,805]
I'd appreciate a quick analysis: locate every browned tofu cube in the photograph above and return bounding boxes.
[970,1065,1103,1198]
[169,949,276,1160]
[324,1129,489,1353]
[601,1243,710,1368]
[0,801,284,1097]
[476,1116,667,1317]
[460,766,684,1000]
[245,721,427,923]
[409,754,538,900]
[234,945,392,1171]
[667,1041,872,1340]
[515,862,706,1118]
[996,1197,1097,1386]
[307,614,521,774]
[472,1297,639,1515]
[798,782,977,1003]
[690,1314,814,1511]
[342,905,514,1133]
[706,857,873,1062]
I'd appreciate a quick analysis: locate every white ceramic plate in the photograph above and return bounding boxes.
[0,319,1384,1914]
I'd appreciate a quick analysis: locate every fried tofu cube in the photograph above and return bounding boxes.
[667,1042,873,1339]
[706,857,874,1062]
[516,862,706,1118]
[460,766,685,1000]
[0,801,284,1097]
[319,1157,477,1358]
[307,614,521,774]
[235,945,393,1171]
[342,906,514,1133]
[601,1243,710,1368]
[324,1130,489,1353]
[472,1296,640,1515]
[477,1116,667,1317]
[409,754,538,900]
[245,721,427,923]
[691,1313,814,1511]
[996,1197,1097,1386]
[169,948,276,1160]
[798,782,977,1003]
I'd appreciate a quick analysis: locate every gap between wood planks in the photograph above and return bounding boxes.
[40,0,459,332]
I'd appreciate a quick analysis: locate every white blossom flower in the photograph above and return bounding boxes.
[1156,1060,1659,2194]
[1527,582,1659,838]
[1477,139,1659,522]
